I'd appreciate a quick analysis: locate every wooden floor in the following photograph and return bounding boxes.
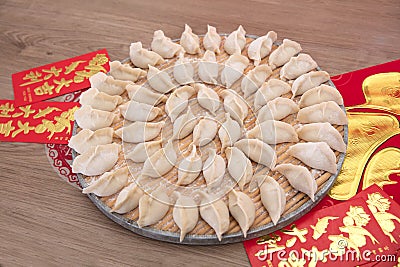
[0,0,399,266]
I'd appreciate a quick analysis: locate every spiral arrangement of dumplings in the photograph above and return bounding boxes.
[69,24,348,242]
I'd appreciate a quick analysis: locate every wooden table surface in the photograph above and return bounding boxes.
[0,0,399,266]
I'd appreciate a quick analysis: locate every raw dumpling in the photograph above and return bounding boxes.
[275,164,317,201]
[72,143,120,176]
[119,100,162,122]
[234,139,276,169]
[203,25,221,54]
[280,53,318,80]
[192,117,218,147]
[269,39,302,69]
[256,175,286,225]
[125,140,163,163]
[111,182,144,214]
[218,113,241,150]
[241,64,273,98]
[141,140,177,178]
[257,97,299,122]
[220,89,248,126]
[229,189,255,237]
[225,147,252,190]
[195,83,220,116]
[224,25,246,55]
[147,65,175,93]
[74,105,117,131]
[247,120,298,144]
[82,166,129,197]
[247,31,277,66]
[297,101,348,125]
[165,85,196,122]
[129,42,164,69]
[137,187,170,227]
[287,142,337,174]
[198,191,230,241]
[68,127,113,154]
[173,193,199,242]
[173,54,195,85]
[126,84,167,106]
[109,60,146,82]
[296,123,346,152]
[177,144,202,185]
[291,71,330,97]
[180,24,200,54]
[298,84,344,108]
[198,50,219,84]
[254,79,292,111]
[220,54,249,88]
[151,30,183,58]
[115,121,164,143]
[203,148,226,191]
[80,87,122,112]
[172,107,197,140]
[89,72,130,96]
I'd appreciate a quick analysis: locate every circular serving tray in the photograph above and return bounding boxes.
[73,34,348,245]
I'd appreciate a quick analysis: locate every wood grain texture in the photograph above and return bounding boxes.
[0,0,399,266]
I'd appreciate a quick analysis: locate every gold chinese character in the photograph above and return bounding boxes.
[89,53,108,66]
[42,66,62,80]
[12,121,35,138]
[301,246,329,267]
[54,78,73,93]
[64,60,86,75]
[12,105,35,118]
[0,102,15,117]
[281,225,308,244]
[20,71,43,86]
[33,107,62,119]
[0,121,15,137]
[84,64,107,73]
[310,216,339,240]
[33,82,55,96]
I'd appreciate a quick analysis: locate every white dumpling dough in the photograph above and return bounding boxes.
[151,30,183,59]
[257,97,299,122]
[147,65,175,93]
[224,25,246,55]
[141,140,177,178]
[198,50,219,84]
[228,189,255,237]
[254,79,292,111]
[89,72,131,96]
[173,193,199,242]
[291,71,330,97]
[203,25,221,54]
[220,54,249,88]
[177,144,202,185]
[126,84,167,106]
[246,120,298,144]
[298,84,344,108]
[82,166,129,197]
[172,107,197,140]
[296,123,346,152]
[203,148,226,191]
[220,89,248,126]
[297,101,348,125]
[247,31,277,66]
[234,139,276,169]
[218,113,241,150]
[109,60,146,82]
[119,100,162,122]
[74,105,117,131]
[165,85,195,122]
[125,140,163,163]
[192,117,218,147]
[241,64,272,98]
[280,53,318,80]
[180,24,200,54]
[195,83,220,116]
[225,147,252,190]
[129,41,164,69]
[137,187,170,227]
[68,127,114,154]
[269,39,302,69]
[173,54,195,85]
[111,182,144,214]
[115,121,164,143]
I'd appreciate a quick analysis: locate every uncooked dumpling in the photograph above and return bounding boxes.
[224,25,246,55]
[241,64,273,98]
[247,120,298,144]
[165,85,195,122]
[180,24,200,54]
[297,101,348,125]
[109,60,146,82]
[296,123,346,152]
[147,65,175,93]
[198,50,219,84]
[68,127,114,154]
[228,189,255,237]
[82,166,129,197]
[80,87,122,112]
[195,83,220,116]
[254,79,292,111]
[256,175,286,225]
[125,140,163,163]
[257,97,299,122]
[177,144,202,185]
[234,139,276,169]
[173,54,195,85]
[129,42,164,69]
[119,100,162,122]
[173,193,199,242]
[126,84,167,106]
[111,182,144,214]
[151,30,183,59]
[220,54,249,88]
[141,140,177,178]
[269,39,302,69]
[275,164,317,201]
[137,187,170,227]
[220,89,248,126]
[287,142,337,174]
[115,121,164,143]
[247,31,277,66]
[74,105,117,131]
[218,113,241,150]
[203,148,226,191]
[203,25,221,54]
[192,117,218,147]
[280,53,318,80]
[89,72,130,96]
[172,107,197,140]
[298,84,344,108]
[291,71,330,97]
[72,143,121,176]
[225,147,252,190]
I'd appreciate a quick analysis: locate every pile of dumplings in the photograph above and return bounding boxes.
[69,24,348,242]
